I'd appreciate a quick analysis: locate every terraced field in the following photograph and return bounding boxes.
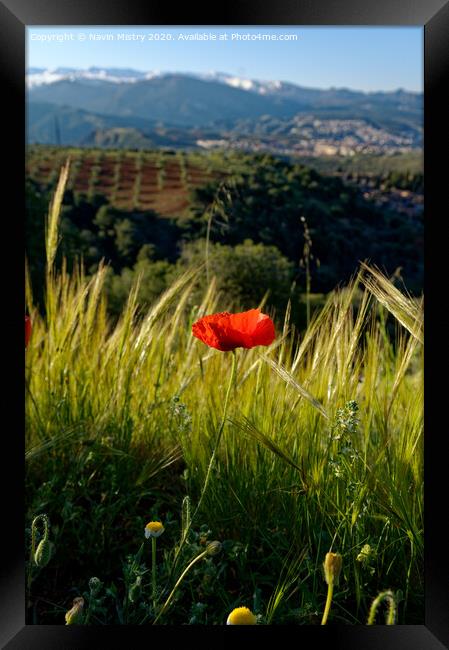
[26,146,230,217]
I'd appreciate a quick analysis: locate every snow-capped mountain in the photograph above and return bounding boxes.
[26,67,163,89]
[26,67,291,95]
[26,67,421,102]
[26,67,422,147]
[196,71,283,94]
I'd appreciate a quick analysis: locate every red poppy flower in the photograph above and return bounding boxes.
[25,315,32,348]
[192,308,275,352]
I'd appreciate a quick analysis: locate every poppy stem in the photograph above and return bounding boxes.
[321,581,334,625]
[194,349,237,511]
[172,350,237,570]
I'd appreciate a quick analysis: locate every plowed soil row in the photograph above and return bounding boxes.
[26,147,222,217]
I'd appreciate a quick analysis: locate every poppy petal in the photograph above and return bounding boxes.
[192,309,275,351]
[253,314,276,346]
[25,315,32,348]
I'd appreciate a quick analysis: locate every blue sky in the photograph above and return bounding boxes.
[27,26,423,93]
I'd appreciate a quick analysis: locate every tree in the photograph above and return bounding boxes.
[176,238,295,314]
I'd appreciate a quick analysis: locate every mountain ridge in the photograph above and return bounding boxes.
[26,68,423,151]
[27,67,422,97]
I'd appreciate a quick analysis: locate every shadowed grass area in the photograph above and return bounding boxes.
[25,164,423,625]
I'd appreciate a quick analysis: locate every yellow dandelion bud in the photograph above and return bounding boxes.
[206,541,222,557]
[65,596,84,625]
[323,552,343,586]
[145,521,165,538]
[226,606,257,625]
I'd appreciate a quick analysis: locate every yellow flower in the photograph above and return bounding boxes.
[323,552,343,586]
[145,521,165,538]
[226,606,257,625]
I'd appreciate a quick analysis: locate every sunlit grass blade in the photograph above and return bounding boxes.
[230,415,308,489]
[45,157,70,273]
[261,354,329,420]
[265,546,307,624]
[360,262,423,343]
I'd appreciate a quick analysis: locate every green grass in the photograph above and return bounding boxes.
[25,164,423,626]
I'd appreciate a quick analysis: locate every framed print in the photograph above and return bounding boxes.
[1,0,448,647]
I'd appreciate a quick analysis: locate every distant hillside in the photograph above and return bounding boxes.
[27,102,163,145]
[82,127,197,150]
[27,102,206,148]
[26,146,423,309]
[27,70,423,149]
[27,74,302,126]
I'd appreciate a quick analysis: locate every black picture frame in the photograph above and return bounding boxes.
[3,0,448,647]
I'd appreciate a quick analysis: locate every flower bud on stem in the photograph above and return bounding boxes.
[27,514,51,607]
[321,552,343,625]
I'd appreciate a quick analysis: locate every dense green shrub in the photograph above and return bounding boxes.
[175,238,296,315]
